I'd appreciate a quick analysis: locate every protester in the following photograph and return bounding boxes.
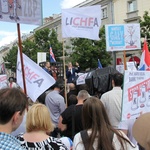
[100,72,123,128]
[8,77,17,88]
[16,103,67,149]
[58,90,90,140]
[0,88,28,149]
[45,81,66,137]
[43,61,52,75]
[51,65,59,80]
[67,83,78,100]
[66,62,80,83]
[73,97,138,150]
[68,94,77,106]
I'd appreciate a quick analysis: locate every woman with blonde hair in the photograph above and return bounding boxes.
[17,103,67,149]
[73,97,138,150]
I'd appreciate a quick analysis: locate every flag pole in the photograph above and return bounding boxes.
[63,39,68,107]
[17,23,27,95]
[123,50,127,70]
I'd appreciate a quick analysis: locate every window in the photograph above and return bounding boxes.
[128,0,137,12]
[101,7,107,19]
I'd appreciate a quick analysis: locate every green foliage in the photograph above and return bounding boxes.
[48,29,63,60]
[3,46,18,72]
[3,28,63,71]
[70,26,112,70]
[140,11,150,49]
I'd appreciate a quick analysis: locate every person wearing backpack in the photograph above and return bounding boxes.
[73,97,139,150]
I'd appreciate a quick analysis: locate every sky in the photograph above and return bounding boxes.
[0,0,86,47]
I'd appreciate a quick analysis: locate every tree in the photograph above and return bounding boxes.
[34,28,63,61]
[3,46,18,72]
[3,28,64,71]
[48,29,63,61]
[70,26,112,70]
[140,11,150,49]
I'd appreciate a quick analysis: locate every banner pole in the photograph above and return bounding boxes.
[63,39,68,107]
[123,50,127,70]
[17,23,27,95]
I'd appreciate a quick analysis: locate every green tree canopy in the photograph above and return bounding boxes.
[3,28,63,71]
[70,26,112,70]
[140,11,150,49]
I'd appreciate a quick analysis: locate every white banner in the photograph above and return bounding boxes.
[62,5,101,40]
[0,0,42,25]
[105,24,141,51]
[121,71,150,121]
[0,74,8,89]
[37,52,46,65]
[16,50,55,102]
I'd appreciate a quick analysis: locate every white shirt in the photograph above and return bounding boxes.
[73,130,138,150]
[101,87,122,128]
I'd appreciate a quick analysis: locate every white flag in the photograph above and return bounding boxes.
[62,5,101,40]
[16,50,55,102]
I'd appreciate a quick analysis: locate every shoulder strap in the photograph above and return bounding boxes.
[110,131,114,143]
[80,130,94,150]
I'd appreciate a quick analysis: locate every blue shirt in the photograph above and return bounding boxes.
[0,132,24,150]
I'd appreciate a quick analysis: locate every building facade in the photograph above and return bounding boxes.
[113,0,150,65]
[1,0,150,68]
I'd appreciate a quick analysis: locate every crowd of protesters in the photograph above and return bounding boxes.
[0,61,148,150]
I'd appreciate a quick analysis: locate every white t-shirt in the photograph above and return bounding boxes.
[118,119,137,146]
[101,87,122,128]
[73,130,139,150]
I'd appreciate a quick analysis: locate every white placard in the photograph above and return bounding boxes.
[76,73,88,85]
[121,71,150,121]
[116,65,124,74]
[105,24,141,51]
[0,74,8,89]
[126,62,137,71]
[37,52,46,65]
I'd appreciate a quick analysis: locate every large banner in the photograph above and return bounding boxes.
[62,5,101,40]
[17,50,55,102]
[0,0,42,25]
[105,24,141,51]
[121,71,150,121]
[0,74,8,89]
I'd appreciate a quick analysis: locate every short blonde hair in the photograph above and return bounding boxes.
[26,103,54,133]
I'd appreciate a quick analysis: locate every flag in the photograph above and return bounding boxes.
[98,59,103,69]
[17,50,55,102]
[138,40,150,71]
[50,46,56,63]
[62,5,101,40]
